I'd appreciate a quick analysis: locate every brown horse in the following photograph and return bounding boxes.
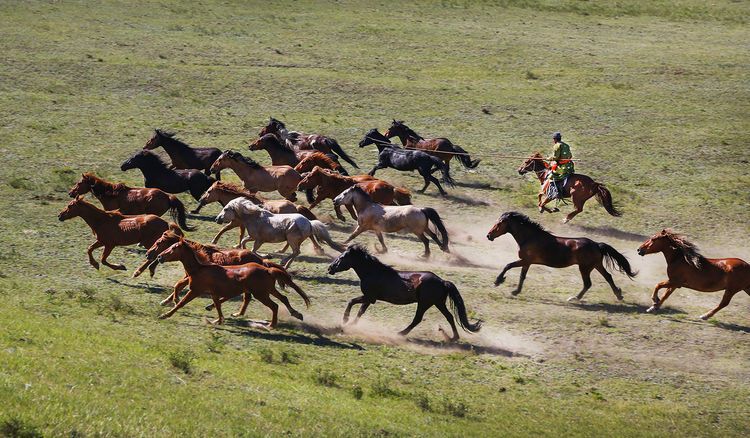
[297,166,411,221]
[210,150,301,201]
[517,153,620,223]
[155,240,310,326]
[58,196,183,270]
[487,212,636,300]
[250,133,347,172]
[294,151,347,175]
[68,173,195,231]
[637,230,750,320]
[384,120,480,172]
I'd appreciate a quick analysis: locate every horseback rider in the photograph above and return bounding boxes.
[544,132,574,199]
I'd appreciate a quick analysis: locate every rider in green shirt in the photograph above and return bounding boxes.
[545,132,574,198]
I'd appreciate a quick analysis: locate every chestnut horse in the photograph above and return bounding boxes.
[487,212,636,300]
[298,166,411,221]
[155,240,310,327]
[210,150,301,201]
[68,173,195,231]
[637,230,750,320]
[143,129,222,179]
[384,120,480,172]
[294,151,348,175]
[58,196,183,270]
[121,150,214,201]
[517,153,620,223]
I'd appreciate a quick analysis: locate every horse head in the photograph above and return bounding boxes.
[68,173,93,197]
[517,153,546,175]
[58,196,86,221]
[155,241,189,264]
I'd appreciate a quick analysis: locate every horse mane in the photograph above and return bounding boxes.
[660,230,706,269]
[269,117,286,129]
[155,129,191,148]
[133,150,170,168]
[392,121,424,140]
[227,197,265,214]
[261,133,296,153]
[346,244,399,276]
[83,173,131,197]
[501,211,548,234]
[213,181,263,201]
[224,151,263,169]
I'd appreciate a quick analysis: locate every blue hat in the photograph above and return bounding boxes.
[552,132,562,141]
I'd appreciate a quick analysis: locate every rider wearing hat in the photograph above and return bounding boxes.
[545,132,574,199]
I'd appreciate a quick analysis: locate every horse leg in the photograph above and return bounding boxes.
[421,170,446,195]
[417,233,430,258]
[568,265,594,302]
[100,246,126,271]
[87,241,104,269]
[368,164,382,176]
[209,295,225,325]
[280,240,301,269]
[354,301,371,323]
[375,232,388,254]
[158,287,202,320]
[160,276,189,306]
[647,287,677,313]
[494,260,524,288]
[398,302,431,336]
[309,234,325,256]
[700,289,739,320]
[211,222,238,245]
[254,291,279,328]
[511,265,530,296]
[235,224,246,249]
[230,292,252,317]
[343,295,367,324]
[344,225,367,243]
[270,288,303,320]
[648,281,671,308]
[595,265,623,301]
[434,301,460,342]
[563,190,587,224]
[345,204,358,221]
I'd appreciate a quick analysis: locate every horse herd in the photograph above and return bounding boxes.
[58,118,750,339]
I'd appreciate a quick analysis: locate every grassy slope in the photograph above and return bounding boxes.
[0,0,748,436]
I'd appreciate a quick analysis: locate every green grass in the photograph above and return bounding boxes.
[1,0,749,436]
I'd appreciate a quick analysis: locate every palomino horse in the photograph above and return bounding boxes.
[216,198,345,268]
[517,153,620,223]
[359,128,453,196]
[121,150,214,201]
[143,129,222,179]
[133,230,285,306]
[195,181,316,247]
[637,230,750,320]
[209,150,301,201]
[68,173,195,231]
[297,166,411,221]
[384,120,480,172]
[487,212,636,300]
[294,151,348,175]
[58,196,183,270]
[250,133,347,174]
[328,245,482,341]
[333,186,449,257]
[155,240,310,327]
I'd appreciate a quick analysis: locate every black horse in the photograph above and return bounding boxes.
[144,129,223,180]
[358,129,454,196]
[327,245,482,341]
[121,150,214,201]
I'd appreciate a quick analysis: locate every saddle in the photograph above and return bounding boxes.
[542,173,570,200]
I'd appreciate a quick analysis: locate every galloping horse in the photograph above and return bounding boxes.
[210,151,301,201]
[121,150,214,201]
[58,196,183,270]
[359,128,453,195]
[333,186,449,257]
[487,212,636,300]
[297,166,411,221]
[384,120,480,172]
[143,129,222,179]
[68,172,194,231]
[250,133,347,173]
[328,246,482,341]
[517,153,620,223]
[637,230,750,320]
[294,151,348,175]
[216,198,345,268]
[155,240,310,327]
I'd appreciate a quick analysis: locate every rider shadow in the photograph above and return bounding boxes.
[222,319,365,350]
[421,191,490,206]
[106,277,168,295]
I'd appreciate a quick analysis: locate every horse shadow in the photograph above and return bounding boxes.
[405,337,523,358]
[421,191,490,206]
[573,301,687,315]
[293,273,360,286]
[220,319,365,350]
[571,225,648,242]
[708,320,750,333]
[106,277,168,294]
[453,181,499,190]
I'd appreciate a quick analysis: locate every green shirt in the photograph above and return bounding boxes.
[548,141,574,180]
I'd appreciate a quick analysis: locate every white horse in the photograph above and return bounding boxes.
[333,186,450,257]
[216,198,345,268]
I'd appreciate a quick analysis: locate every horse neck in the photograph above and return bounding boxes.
[176,246,206,276]
[508,221,547,246]
[658,246,682,266]
[394,132,410,146]
[350,192,373,212]
[160,136,190,156]
[76,202,115,229]
[350,256,389,279]
[534,167,547,183]
[140,159,169,177]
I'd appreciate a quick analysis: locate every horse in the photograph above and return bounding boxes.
[359,128,453,196]
[333,186,449,257]
[68,172,195,231]
[216,198,345,268]
[195,181,316,247]
[258,117,359,169]
[132,230,286,306]
[209,150,301,201]
[155,240,310,327]
[486,211,636,300]
[250,133,347,173]
[384,120,480,172]
[517,153,620,223]
[328,245,482,341]
[120,150,214,201]
[294,151,348,175]
[58,196,183,271]
[143,129,222,179]
[297,166,412,221]
[637,230,750,320]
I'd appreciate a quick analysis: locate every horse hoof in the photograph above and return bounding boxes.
[699,314,710,321]
[292,311,303,320]
[159,299,172,307]
[158,313,169,320]
[494,276,505,286]
[646,306,658,313]
[567,296,579,302]
[510,289,521,296]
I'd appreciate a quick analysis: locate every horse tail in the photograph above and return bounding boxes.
[326,138,359,169]
[445,281,482,333]
[168,222,184,237]
[296,205,318,220]
[168,195,196,231]
[310,220,346,252]
[269,267,311,308]
[422,207,449,252]
[594,183,621,217]
[393,187,412,205]
[451,144,480,169]
[599,242,638,279]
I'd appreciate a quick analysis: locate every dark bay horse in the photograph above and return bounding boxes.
[487,212,636,300]
[518,153,620,223]
[359,128,453,196]
[58,196,183,270]
[637,230,750,320]
[121,150,214,201]
[68,173,194,231]
[144,129,222,179]
[250,133,347,174]
[328,245,482,341]
[384,120,480,172]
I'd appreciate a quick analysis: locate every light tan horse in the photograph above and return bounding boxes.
[209,150,302,201]
[333,186,449,258]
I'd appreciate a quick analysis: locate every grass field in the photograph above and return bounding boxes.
[1,0,749,436]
